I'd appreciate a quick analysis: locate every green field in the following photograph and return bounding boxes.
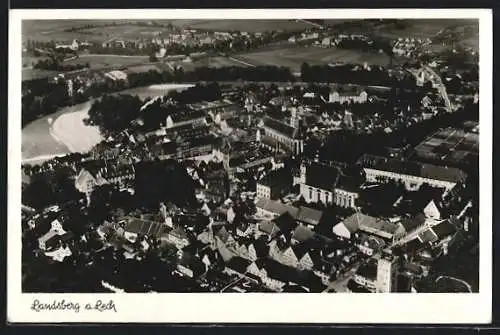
[180,56,249,70]
[170,19,312,32]
[235,46,391,72]
[66,54,150,69]
[22,19,310,44]
[22,68,60,81]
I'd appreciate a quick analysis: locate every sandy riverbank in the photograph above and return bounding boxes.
[22,83,197,163]
[50,109,104,154]
[148,83,195,90]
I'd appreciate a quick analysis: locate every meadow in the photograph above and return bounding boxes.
[22,19,311,44]
[234,46,391,72]
[66,53,150,69]
[180,56,249,70]
[169,19,312,32]
[22,20,175,43]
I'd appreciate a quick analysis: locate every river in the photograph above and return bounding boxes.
[21,83,195,164]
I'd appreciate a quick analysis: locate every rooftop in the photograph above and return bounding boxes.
[257,168,292,188]
[255,198,299,218]
[263,117,300,139]
[355,259,378,281]
[296,206,323,227]
[342,212,401,239]
[359,155,467,183]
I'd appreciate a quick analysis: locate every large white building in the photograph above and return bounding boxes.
[358,155,467,193]
[329,88,368,104]
[296,162,361,209]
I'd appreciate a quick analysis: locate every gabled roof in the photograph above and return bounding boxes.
[255,198,299,218]
[430,220,457,240]
[292,225,315,243]
[225,256,251,274]
[168,109,206,124]
[342,212,400,239]
[290,243,312,260]
[296,206,323,226]
[123,217,169,239]
[178,252,205,274]
[170,226,190,240]
[215,226,232,243]
[273,212,298,233]
[258,221,281,237]
[263,117,299,139]
[400,213,426,232]
[417,229,438,243]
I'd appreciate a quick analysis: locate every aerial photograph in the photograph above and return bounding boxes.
[20,18,479,294]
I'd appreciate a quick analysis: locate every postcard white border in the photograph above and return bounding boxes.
[8,9,492,324]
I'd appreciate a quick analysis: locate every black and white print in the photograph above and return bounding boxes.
[18,16,482,296]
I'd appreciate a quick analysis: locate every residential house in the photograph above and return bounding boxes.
[252,258,325,292]
[296,206,324,230]
[45,244,73,262]
[38,230,61,251]
[414,219,459,256]
[122,216,169,243]
[214,226,237,247]
[177,252,206,278]
[256,220,281,241]
[188,100,239,125]
[74,159,135,203]
[166,109,207,129]
[236,221,254,237]
[356,234,386,256]
[166,226,192,249]
[353,259,378,292]
[269,239,317,271]
[291,225,315,245]
[332,212,405,243]
[255,198,299,220]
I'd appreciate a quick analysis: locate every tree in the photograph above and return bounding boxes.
[149,54,158,62]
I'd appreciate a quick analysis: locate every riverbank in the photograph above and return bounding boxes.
[22,83,197,164]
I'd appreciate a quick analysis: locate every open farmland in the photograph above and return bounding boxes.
[234,46,391,72]
[22,19,312,44]
[76,25,168,41]
[22,20,174,43]
[414,127,479,167]
[22,68,60,81]
[180,56,250,70]
[66,53,150,69]
[170,19,312,32]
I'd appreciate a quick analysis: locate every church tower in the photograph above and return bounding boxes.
[376,250,399,293]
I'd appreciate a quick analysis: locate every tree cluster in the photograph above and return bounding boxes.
[86,94,143,135]
[300,62,415,88]
[33,58,89,72]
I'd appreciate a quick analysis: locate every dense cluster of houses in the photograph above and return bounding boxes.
[22,75,476,293]
[392,37,432,58]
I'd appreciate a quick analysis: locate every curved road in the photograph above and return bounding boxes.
[423,65,453,113]
[435,275,472,293]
